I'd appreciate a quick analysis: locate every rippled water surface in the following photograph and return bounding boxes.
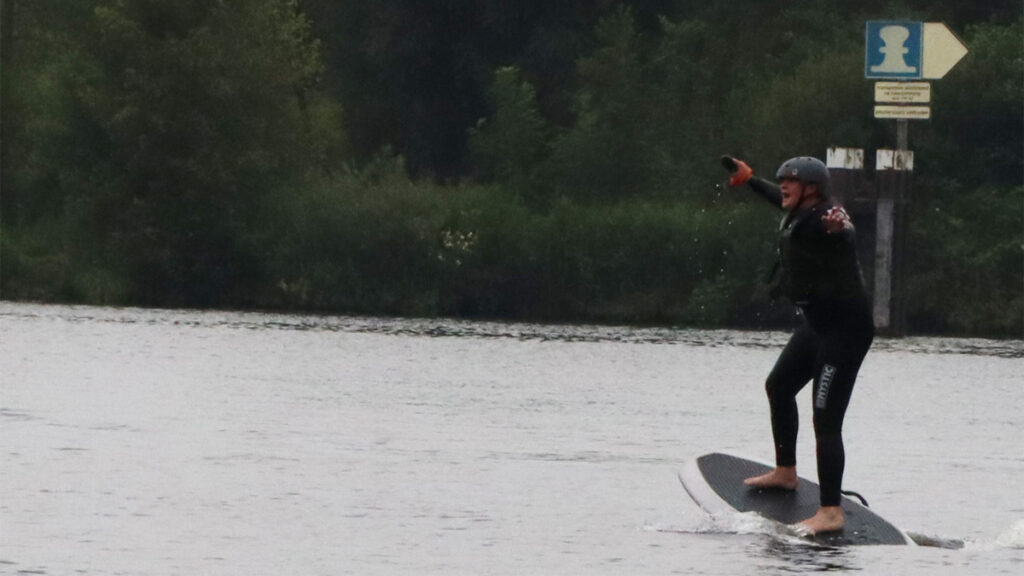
[1,302,1022,575]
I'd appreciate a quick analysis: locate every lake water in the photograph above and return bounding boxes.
[1,302,1022,575]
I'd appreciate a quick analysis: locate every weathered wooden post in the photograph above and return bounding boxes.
[873,148,913,334]
[827,147,888,330]
[826,146,912,335]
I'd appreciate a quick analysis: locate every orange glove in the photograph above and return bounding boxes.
[721,156,753,186]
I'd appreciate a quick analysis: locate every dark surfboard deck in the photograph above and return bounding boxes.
[679,452,912,546]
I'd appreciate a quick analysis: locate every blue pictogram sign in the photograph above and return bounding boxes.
[865,21,922,79]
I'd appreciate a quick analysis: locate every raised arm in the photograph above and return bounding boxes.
[721,156,783,209]
[747,177,783,208]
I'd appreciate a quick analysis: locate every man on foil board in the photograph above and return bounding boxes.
[694,156,877,538]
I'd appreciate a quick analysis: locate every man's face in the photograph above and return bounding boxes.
[778,177,819,211]
[779,177,804,210]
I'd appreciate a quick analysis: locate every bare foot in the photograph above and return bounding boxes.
[793,506,845,536]
[743,466,798,490]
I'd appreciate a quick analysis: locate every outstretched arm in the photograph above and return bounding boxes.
[721,156,782,209]
[747,177,783,208]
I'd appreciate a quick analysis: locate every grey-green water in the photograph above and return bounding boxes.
[1,303,1021,575]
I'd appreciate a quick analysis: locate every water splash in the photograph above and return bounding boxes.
[651,510,790,540]
[941,519,1024,551]
[994,519,1024,549]
[708,511,785,537]
[905,531,965,549]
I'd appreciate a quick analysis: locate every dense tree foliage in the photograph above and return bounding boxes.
[2,0,1021,336]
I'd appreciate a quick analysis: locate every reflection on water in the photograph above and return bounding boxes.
[3,303,1021,357]
[757,537,856,573]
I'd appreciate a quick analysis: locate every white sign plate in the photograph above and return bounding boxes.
[877,149,915,171]
[826,147,864,169]
[875,81,931,103]
[874,105,931,120]
[922,23,969,79]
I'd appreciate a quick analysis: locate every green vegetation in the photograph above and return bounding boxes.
[2,1,1021,336]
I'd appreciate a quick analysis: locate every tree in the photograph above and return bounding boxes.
[903,17,1024,335]
[549,5,653,201]
[83,0,341,305]
[467,66,549,202]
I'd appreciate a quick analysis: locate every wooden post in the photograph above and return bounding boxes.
[896,119,909,150]
[873,196,896,330]
[873,148,913,334]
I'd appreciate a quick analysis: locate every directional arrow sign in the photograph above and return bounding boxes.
[922,23,968,79]
[866,21,968,80]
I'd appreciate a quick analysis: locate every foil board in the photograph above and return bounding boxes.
[679,452,913,546]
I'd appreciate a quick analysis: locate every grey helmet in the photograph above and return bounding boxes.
[775,156,829,195]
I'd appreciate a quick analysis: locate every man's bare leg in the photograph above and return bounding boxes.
[793,506,845,535]
[743,465,798,490]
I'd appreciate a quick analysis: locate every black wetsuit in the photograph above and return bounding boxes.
[748,177,874,507]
